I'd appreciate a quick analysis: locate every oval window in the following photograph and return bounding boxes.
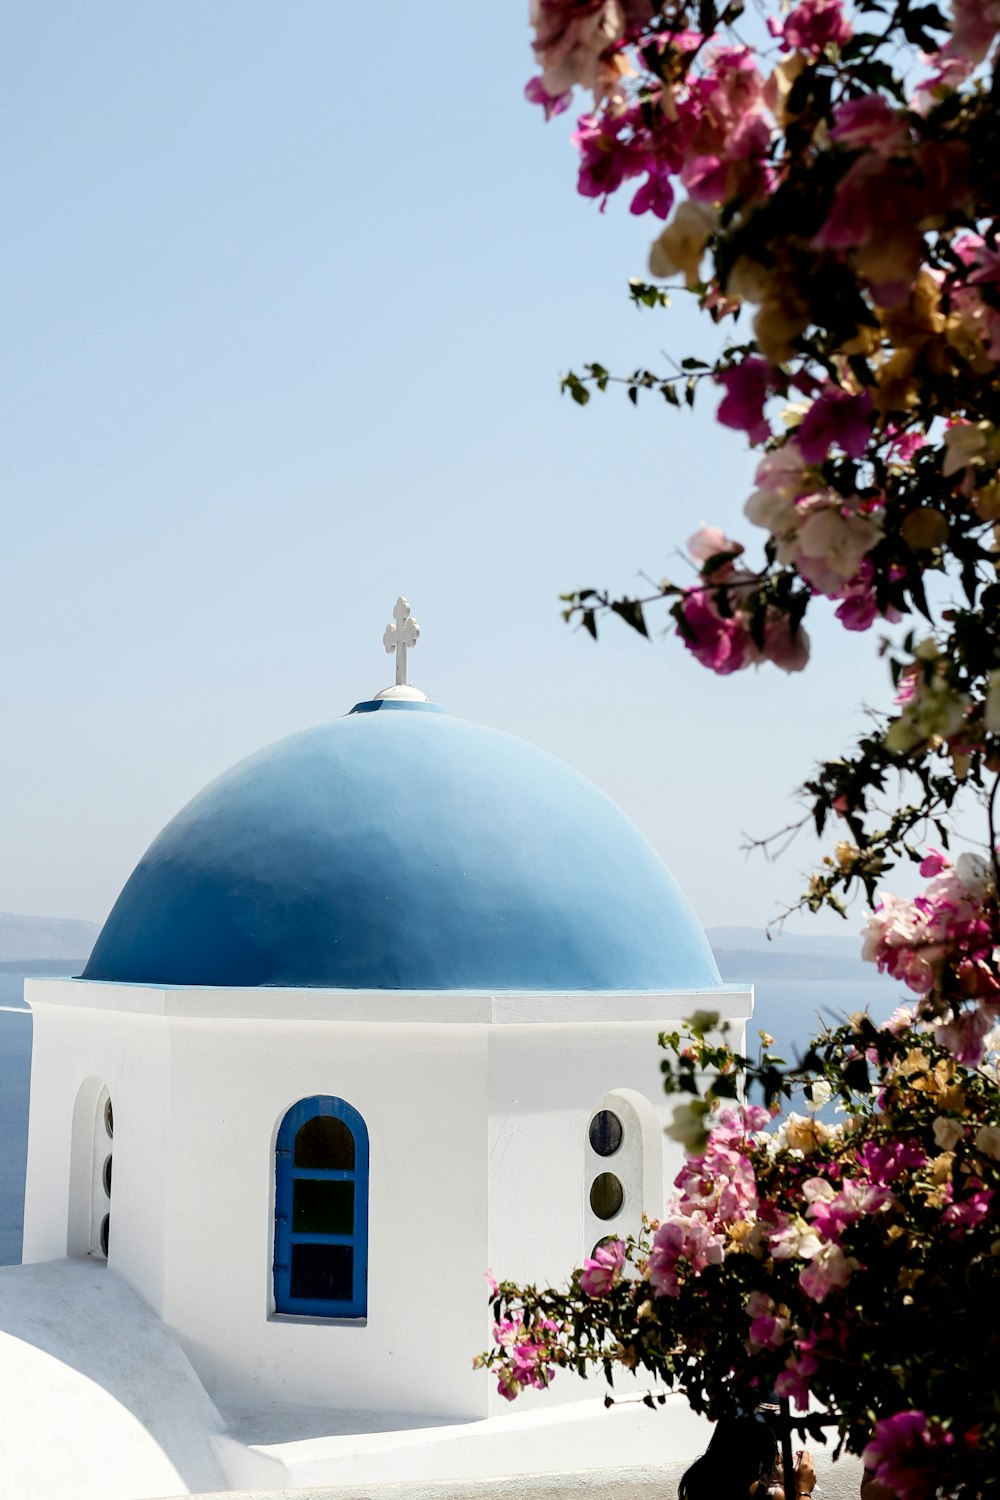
[588,1110,623,1157]
[102,1155,112,1197]
[590,1172,624,1220]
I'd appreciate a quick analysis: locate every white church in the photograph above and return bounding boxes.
[8,601,753,1499]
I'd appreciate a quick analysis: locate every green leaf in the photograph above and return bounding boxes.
[610,597,650,637]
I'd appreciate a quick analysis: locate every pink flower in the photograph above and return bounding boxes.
[948,0,1000,62]
[631,164,675,218]
[746,1290,788,1350]
[782,0,852,53]
[524,75,572,119]
[835,586,878,631]
[863,1412,955,1500]
[716,358,772,444]
[799,1241,857,1301]
[774,1342,821,1411]
[688,524,745,574]
[677,589,756,675]
[647,1215,725,1297]
[796,385,873,465]
[947,234,1000,359]
[579,1238,625,1296]
[829,96,911,156]
[886,426,927,465]
[794,502,883,595]
[936,1006,996,1065]
[762,611,810,672]
[941,1181,993,1236]
[919,848,949,878]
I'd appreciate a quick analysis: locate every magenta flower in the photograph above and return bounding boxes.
[782,0,853,53]
[716,358,772,444]
[682,153,729,204]
[630,165,675,218]
[678,590,756,675]
[524,75,572,119]
[579,1238,626,1296]
[855,1139,925,1185]
[830,95,911,156]
[919,848,949,877]
[796,385,873,465]
[863,1412,955,1500]
[572,111,641,207]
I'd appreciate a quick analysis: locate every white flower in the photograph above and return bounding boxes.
[985,670,1000,735]
[955,852,992,897]
[769,1216,824,1261]
[804,1079,832,1113]
[941,420,994,477]
[933,1117,965,1150]
[802,1176,836,1203]
[974,1124,1000,1161]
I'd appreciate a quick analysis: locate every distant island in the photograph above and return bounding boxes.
[0,911,99,964]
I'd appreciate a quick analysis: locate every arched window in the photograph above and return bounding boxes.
[273,1096,369,1319]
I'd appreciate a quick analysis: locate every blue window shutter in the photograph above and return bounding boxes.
[273,1096,369,1318]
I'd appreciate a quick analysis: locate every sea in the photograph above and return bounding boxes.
[0,954,904,1267]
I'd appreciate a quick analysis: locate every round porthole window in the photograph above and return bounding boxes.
[590,1172,624,1220]
[102,1155,113,1197]
[591,1234,621,1257]
[99,1214,110,1258]
[588,1110,623,1157]
[104,1098,114,1138]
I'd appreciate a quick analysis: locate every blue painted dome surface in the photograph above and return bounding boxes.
[84,701,720,991]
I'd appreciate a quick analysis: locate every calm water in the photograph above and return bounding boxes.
[0,968,905,1266]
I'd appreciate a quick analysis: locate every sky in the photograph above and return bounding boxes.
[1,2,906,939]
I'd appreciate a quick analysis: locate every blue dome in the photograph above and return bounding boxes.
[84,700,720,991]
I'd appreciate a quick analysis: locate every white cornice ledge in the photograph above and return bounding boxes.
[24,978,753,1026]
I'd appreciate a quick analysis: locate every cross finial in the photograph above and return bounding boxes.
[383,596,420,686]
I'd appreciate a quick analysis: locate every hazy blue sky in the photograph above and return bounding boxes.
[2,3,903,937]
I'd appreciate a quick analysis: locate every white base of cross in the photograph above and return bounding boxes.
[373,684,429,703]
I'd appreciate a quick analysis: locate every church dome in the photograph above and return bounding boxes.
[83,700,720,992]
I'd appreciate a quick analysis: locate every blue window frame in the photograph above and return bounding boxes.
[273,1096,369,1318]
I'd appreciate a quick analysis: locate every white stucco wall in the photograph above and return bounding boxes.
[23,999,172,1311]
[22,979,751,1433]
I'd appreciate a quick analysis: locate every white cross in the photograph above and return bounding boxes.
[383,596,420,686]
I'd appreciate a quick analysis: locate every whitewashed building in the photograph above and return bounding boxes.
[8,602,751,1498]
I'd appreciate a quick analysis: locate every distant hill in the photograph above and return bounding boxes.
[0,912,98,963]
[706,926,870,983]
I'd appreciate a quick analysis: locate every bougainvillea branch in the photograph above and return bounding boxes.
[531,0,1000,933]
[496,4,1000,1494]
[477,1015,1000,1499]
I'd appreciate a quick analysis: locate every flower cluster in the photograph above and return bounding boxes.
[478,1018,1000,1498]
[861,850,1000,1063]
[487,1307,562,1401]
[535,0,1000,828]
